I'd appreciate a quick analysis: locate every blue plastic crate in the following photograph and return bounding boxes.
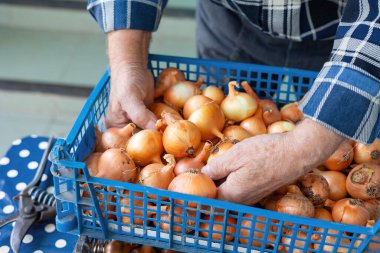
[49,54,380,252]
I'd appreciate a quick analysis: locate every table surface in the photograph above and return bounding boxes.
[0,136,77,253]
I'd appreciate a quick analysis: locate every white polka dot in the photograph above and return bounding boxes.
[0,191,5,200]
[12,139,22,145]
[44,223,55,233]
[19,150,30,158]
[22,234,33,244]
[7,170,18,178]
[0,246,10,253]
[38,142,48,150]
[28,161,39,170]
[16,182,26,191]
[34,251,43,253]
[55,239,67,248]
[31,135,38,138]
[41,174,48,182]
[0,157,10,165]
[3,205,14,214]
[46,186,54,194]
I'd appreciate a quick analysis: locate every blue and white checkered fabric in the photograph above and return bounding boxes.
[87,0,380,144]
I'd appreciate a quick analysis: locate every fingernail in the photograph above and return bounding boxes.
[202,165,212,178]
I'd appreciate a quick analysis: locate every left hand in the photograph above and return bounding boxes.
[201,119,344,205]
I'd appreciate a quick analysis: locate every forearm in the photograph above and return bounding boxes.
[107,30,152,70]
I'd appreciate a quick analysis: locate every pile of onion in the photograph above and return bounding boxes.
[354,138,380,163]
[323,141,354,171]
[331,198,370,226]
[174,142,212,175]
[276,185,315,218]
[280,102,304,123]
[163,78,203,109]
[202,86,225,104]
[154,67,185,98]
[297,173,330,206]
[346,163,380,200]
[200,215,237,242]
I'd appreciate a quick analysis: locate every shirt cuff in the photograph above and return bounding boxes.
[87,0,166,33]
[298,62,380,144]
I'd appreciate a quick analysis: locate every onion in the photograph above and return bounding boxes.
[154,67,186,98]
[153,206,196,233]
[241,81,260,103]
[174,142,212,175]
[276,185,315,218]
[222,125,251,142]
[323,141,354,171]
[200,215,237,242]
[313,169,347,201]
[332,198,370,226]
[121,191,155,225]
[104,240,134,253]
[364,199,380,221]
[207,140,236,162]
[94,125,104,152]
[202,86,225,104]
[131,246,156,253]
[155,112,182,132]
[168,169,217,207]
[221,81,258,122]
[355,220,380,251]
[84,152,102,176]
[82,189,116,220]
[183,95,213,119]
[280,102,304,123]
[260,193,284,211]
[126,129,163,166]
[160,113,201,158]
[354,139,380,164]
[313,229,350,253]
[297,173,330,206]
[267,121,295,134]
[194,142,212,162]
[346,163,380,200]
[239,215,276,247]
[97,148,137,182]
[188,101,225,141]
[260,100,281,126]
[163,78,203,109]
[139,154,176,194]
[150,102,182,120]
[314,207,333,221]
[279,230,314,253]
[101,123,136,150]
[240,106,267,136]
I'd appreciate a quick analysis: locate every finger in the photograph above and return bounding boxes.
[105,103,130,128]
[121,98,157,130]
[201,150,239,180]
[217,178,253,205]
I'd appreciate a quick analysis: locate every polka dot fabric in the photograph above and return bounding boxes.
[0,136,77,252]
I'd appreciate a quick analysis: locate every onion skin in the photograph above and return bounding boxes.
[168,169,217,207]
[188,101,225,141]
[222,125,251,142]
[260,100,281,126]
[323,141,354,171]
[279,230,313,253]
[221,81,258,122]
[94,125,104,152]
[313,229,350,253]
[240,106,267,136]
[259,193,284,211]
[120,191,155,225]
[239,215,276,247]
[174,142,212,175]
[364,199,380,221]
[202,86,225,104]
[200,215,237,242]
[154,67,186,98]
[131,246,157,253]
[332,198,370,226]
[153,206,196,233]
[314,207,333,221]
[267,121,295,134]
[101,123,136,150]
[183,95,213,119]
[126,129,163,166]
[354,139,380,164]
[84,152,102,176]
[207,140,236,162]
[314,169,347,201]
[280,102,304,123]
[297,173,330,206]
[163,78,203,109]
[241,81,260,103]
[346,163,380,200]
[97,148,137,182]
[276,185,315,218]
[150,103,183,120]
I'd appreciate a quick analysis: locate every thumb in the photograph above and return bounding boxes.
[201,151,238,180]
[122,98,157,130]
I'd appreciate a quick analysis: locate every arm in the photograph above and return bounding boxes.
[87,0,168,128]
[203,0,380,205]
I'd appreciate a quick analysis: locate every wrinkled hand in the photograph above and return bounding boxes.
[202,119,344,205]
[106,65,157,129]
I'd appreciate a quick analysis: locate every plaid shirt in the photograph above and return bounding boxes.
[87,0,380,144]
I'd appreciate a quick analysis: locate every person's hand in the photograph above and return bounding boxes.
[106,65,157,129]
[202,119,344,205]
[106,30,156,129]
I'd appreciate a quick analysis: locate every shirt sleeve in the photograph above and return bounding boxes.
[298,0,380,144]
[87,0,168,33]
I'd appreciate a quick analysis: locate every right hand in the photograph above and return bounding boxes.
[105,64,157,129]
